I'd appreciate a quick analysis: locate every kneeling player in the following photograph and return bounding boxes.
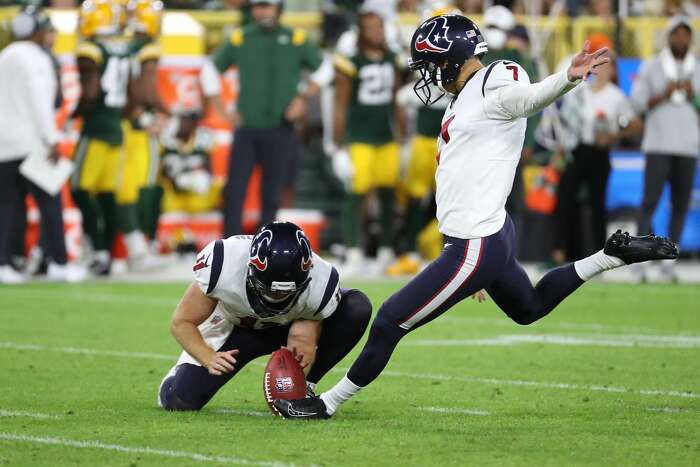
[158,221,372,411]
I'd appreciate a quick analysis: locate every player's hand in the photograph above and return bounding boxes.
[567,40,610,82]
[471,289,487,303]
[331,148,354,186]
[679,80,693,98]
[285,95,308,122]
[282,345,314,370]
[205,349,240,376]
[664,81,679,99]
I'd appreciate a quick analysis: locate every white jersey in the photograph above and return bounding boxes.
[176,235,341,367]
[435,60,579,239]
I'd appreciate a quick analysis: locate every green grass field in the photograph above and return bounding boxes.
[1,280,699,466]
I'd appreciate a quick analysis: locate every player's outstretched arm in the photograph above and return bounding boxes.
[170,282,239,376]
[486,40,610,120]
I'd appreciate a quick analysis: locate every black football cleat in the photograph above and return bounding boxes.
[273,396,331,420]
[604,230,679,265]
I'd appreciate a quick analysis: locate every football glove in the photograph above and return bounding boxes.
[331,148,354,187]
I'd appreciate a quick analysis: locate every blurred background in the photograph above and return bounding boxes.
[0,0,698,283]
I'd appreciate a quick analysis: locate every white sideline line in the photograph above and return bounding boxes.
[417,407,491,416]
[405,333,700,349]
[0,433,291,466]
[0,410,60,420]
[1,341,697,399]
[213,409,270,417]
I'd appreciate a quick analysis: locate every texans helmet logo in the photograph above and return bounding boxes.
[415,16,453,53]
[296,230,313,272]
[250,229,273,271]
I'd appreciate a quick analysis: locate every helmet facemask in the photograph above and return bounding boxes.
[247,265,311,318]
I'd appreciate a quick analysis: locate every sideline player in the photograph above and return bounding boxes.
[273,14,679,419]
[118,0,166,265]
[158,221,372,411]
[332,10,405,275]
[71,0,130,275]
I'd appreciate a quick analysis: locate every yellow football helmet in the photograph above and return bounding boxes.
[79,0,122,37]
[128,0,163,38]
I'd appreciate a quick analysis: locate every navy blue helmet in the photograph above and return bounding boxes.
[246,221,313,318]
[409,14,488,105]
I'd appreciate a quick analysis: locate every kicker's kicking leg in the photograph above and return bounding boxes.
[487,229,679,325]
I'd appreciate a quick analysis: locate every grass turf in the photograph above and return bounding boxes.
[0,280,699,466]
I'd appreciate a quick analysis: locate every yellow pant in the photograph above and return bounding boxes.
[161,181,223,214]
[117,122,160,204]
[404,135,437,199]
[349,142,400,194]
[71,137,122,193]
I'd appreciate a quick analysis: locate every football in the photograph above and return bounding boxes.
[263,348,307,416]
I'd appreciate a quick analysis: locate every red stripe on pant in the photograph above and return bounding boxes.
[397,240,470,328]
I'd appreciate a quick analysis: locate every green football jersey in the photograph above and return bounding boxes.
[416,106,444,138]
[335,51,396,145]
[76,39,130,145]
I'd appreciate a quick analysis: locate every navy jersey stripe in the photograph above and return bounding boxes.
[206,239,224,295]
[315,266,339,316]
[481,60,501,97]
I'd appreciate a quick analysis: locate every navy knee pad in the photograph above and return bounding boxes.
[341,289,373,331]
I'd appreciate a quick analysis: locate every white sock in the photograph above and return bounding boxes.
[319,374,362,415]
[574,249,625,281]
[125,231,148,258]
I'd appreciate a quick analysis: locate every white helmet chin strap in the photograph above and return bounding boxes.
[435,67,452,95]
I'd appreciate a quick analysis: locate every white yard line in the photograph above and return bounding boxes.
[438,316,666,334]
[0,432,291,466]
[374,370,698,399]
[0,410,60,420]
[405,333,700,349]
[417,407,491,416]
[645,407,695,414]
[3,288,697,335]
[1,341,697,399]
[0,342,173,360]
[0,288,177,306]
[212,408,271,417]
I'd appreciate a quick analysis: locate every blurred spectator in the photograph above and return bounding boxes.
[332,10,404,275]
[203,0,330,236]
[0,7,80,283]
[684,0,700,16]
[454,0,485,14]
[631,16,700,280]
[553,48,642,263]
[159,112,222,251]
[587,0,613,17]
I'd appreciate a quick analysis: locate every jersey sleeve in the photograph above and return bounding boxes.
[293,29,322,71]
[301,255,341,320]
[212,29,242,72]
[333,52,357,78]
[193,239,225,298]
[138,42,161,63]
[483,60,579,121]
[76,41,104,66]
